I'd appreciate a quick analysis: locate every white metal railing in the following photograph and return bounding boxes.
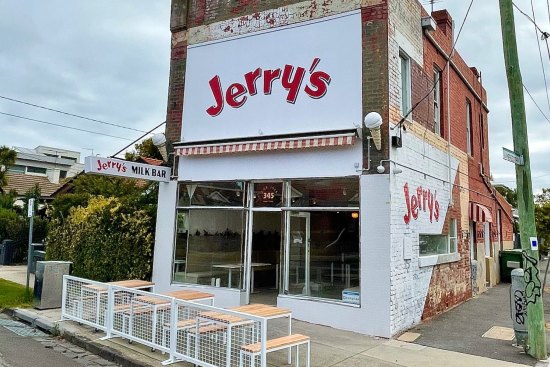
[61,275,110,331]
[61,275,268,367]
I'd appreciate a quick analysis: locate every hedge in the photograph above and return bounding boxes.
[45,196,154,282]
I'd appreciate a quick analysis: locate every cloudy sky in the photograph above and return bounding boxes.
[0,1,549,191]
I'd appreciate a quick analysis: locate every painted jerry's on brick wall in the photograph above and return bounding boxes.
[151,0,514,338]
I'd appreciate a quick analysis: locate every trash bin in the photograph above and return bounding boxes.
[33,261,72,310]
[0,240,16,265]
[500,249,524,283]
[30,243,45,274]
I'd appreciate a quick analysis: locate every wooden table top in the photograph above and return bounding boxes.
[133,289,214,305]
[198,311,247,324]
[231,304,291,318]
[82,279,154,292]
[163,290,214,301]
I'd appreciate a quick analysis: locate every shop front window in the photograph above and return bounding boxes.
[285,178,360,305]
[178,182,245,207]
[173,182,246,288]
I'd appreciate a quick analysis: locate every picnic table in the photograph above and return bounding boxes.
[80,279,155,326]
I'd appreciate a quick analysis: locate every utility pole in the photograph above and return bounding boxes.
[499,0,547,359]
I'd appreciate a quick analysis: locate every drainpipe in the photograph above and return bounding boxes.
[447,58,453,206]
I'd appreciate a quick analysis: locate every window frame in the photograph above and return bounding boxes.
[433,68,442,136]
[466,100,473,156]
[399,51,412,118]
[419,218,459,257]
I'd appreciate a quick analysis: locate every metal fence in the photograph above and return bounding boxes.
[61,276,269,367]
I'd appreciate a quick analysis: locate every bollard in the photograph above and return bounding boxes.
[510,268,528,349]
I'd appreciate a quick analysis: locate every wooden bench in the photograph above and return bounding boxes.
[239,334,310,367]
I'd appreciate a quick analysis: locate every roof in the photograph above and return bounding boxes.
[13,146,75,166]
[137,156,164,166]
[2,172,63,198]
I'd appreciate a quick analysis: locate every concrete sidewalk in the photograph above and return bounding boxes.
[0,264,34,286]
[7,307,535,367]
[1,264,542,366]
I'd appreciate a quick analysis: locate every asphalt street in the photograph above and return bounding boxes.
[0,314,118,367]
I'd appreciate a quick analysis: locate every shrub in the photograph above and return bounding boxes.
[45,196,153,282]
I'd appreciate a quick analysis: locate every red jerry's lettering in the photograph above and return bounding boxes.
[96,159,127,173]
[205,58,331,117]
[403,182,439,224]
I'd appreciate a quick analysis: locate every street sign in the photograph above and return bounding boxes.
[502,147,524,165]
[84,156,171,182]
[27,198,34,218]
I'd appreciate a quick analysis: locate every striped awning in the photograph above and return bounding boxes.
[470,202,493,223]
[175,132,357,156]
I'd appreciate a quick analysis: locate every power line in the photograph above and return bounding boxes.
[0,111,133,141]
[496,172,550,184]
[0,95,148,133]
[110,121,166,157]
[523,84,550,124]
[530,0,550,114]
[396,0,475,130]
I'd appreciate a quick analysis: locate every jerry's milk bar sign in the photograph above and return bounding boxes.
[84,156,171,182]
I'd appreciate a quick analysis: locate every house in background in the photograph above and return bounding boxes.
[2,146,84,203]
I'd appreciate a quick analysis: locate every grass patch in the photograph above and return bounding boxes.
[0,278,32,309]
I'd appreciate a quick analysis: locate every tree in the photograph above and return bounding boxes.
[124,138,163,161]
[535,189,550,255]
[0,146,16,188]
[495,185,517,208]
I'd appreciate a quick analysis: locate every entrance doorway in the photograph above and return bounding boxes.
[249,211,282,305]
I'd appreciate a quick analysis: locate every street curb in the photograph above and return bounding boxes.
[2,308,152,367]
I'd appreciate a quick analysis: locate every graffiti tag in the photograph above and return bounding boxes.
[514,289,526,326]
[522,251,542,306]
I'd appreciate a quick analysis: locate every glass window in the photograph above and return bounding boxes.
[253,182,283,207]
[289,178,359,208]
[419,235,448,256]
[420,218,458,256]
[433,68,441,135]
[27,166,47,174]
[400,52,411,117]
[178,182,245,207]
[60,170,67,179]
[287,211,359,304]
[173,209,245,288]
[466,101,473,155]
[7,165,25,173]
[449,219,458,253]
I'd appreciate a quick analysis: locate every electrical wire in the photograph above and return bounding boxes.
[496,172,550,184]
[397,0,475,129]
[513,2,546,34]
[0,111,133,141]
[0,95,148,133]
[530,0,550,114]
[523,83,550,124]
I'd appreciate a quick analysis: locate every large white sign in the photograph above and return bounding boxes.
[84,156,171,182]
[182,11,362,143]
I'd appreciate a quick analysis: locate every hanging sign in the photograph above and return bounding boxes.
[84,156,171,182]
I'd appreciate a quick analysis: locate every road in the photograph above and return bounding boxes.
[0,314,118,367]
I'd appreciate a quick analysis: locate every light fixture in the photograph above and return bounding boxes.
[377,160,403,174]
[364,112,383,150]
[152,133,168,162]
[351,212,359,219]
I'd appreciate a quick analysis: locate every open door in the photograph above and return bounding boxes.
[287,212,311,296]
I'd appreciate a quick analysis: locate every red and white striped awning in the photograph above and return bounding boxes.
[470,202,493,223]
[175,133,357,156]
